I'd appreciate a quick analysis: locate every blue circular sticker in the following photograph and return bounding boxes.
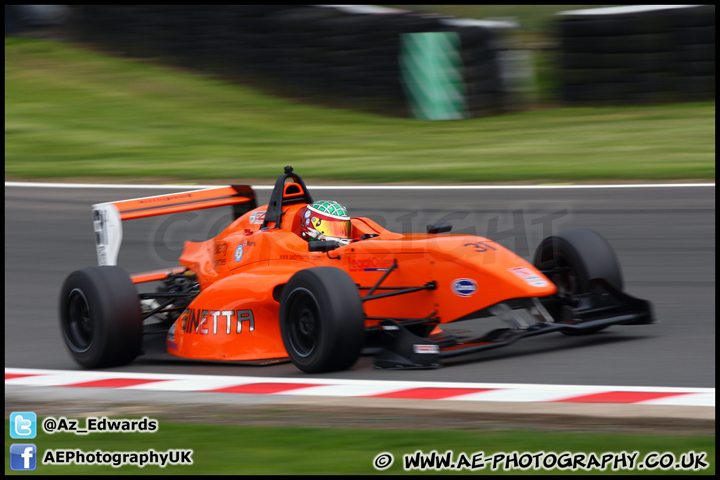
[235,245,243,262]
[452,278,477,297]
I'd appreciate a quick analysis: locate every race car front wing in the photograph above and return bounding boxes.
[371,279,655,369]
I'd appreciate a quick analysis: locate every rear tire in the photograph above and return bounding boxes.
[59,266,142,368]
[280,267,365,373]
[533,228,623,335]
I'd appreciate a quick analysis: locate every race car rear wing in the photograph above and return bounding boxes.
[92,185,256,266]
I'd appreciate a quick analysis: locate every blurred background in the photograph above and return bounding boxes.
[4,5,715,183]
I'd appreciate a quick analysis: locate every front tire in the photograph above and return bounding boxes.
[279,267,365,373]
[533,228,623,335]
[59,266,142,368]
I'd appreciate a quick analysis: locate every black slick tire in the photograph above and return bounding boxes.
[59,266,143,368]
[533,228,624,335]
[280,267,364,373]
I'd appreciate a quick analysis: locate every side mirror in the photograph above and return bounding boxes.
[308,240,339,252]
[426,222,452,234]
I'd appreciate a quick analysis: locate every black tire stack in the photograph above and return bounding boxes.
[456,26,507,116]
[5,5,69,36]
[558,5,715,105]
[672,6,716,102]
[66,5,510,117]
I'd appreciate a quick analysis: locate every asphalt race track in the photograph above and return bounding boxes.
[4,183,715,389]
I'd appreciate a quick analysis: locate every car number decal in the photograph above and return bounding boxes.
[508,267,549,287]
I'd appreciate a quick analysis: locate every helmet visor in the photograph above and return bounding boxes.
[313,216,352,239]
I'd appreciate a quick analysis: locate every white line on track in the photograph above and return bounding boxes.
[4,182,716,190]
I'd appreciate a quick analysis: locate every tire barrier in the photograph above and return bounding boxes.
[55,5,517,118]
[557,5,715,105]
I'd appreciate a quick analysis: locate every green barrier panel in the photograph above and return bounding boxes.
[401,32,468,120]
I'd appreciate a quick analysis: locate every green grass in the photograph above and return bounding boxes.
[5,418,714,475]
[5,37,716,184]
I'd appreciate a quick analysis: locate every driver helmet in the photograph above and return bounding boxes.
[299,200,352,244]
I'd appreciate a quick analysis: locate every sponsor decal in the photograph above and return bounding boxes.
[138,193,192,204]
[349,257,394,272]
[181,309,255,335]
[413,344,439,354]
[508,266,549,287]
[235,245,243,262]
[214,242,228,267]
[279,254,323,261]
[215,242,227,255]
[452,278,477,297]
[249,211,266,224]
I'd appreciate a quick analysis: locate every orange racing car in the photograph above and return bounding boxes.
[60,167,654,373]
